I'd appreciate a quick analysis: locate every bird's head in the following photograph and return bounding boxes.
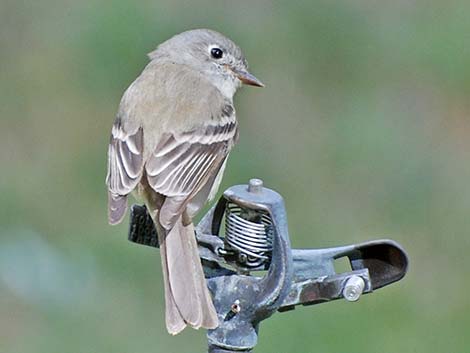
[149,29,264,98]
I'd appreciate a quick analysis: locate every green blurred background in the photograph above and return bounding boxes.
[1,0,469,352]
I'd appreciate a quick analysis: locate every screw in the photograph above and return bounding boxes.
[343,275,365,302]
[231,300,241,314]
[248,178,263,193]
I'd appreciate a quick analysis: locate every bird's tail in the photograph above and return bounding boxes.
[155,217,218,335]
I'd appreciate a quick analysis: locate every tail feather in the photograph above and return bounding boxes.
[156,217,218,334]
[158,237,187,334]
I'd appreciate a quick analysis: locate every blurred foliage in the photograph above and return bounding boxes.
[1,0,470,352]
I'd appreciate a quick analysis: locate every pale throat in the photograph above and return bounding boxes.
[209,73,240,99]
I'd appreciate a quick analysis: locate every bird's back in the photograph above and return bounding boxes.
[116,61,232,160]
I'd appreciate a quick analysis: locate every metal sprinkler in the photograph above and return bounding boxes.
[128,179,408,353]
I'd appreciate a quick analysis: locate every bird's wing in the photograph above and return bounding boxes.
[145,107,238,229]
[106,121,144,224]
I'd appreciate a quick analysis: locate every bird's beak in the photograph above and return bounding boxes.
[231,67,265,87]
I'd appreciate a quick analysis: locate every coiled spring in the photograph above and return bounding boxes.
[224,202,274,268]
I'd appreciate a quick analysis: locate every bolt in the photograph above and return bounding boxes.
[343,275,365,302]
[231,300,241,314]
[238,253,247,263]
[248,178,263,193]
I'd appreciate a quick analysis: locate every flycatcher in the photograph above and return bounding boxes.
[106,29,263,334]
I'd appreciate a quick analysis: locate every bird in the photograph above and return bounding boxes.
[105,29,264,335]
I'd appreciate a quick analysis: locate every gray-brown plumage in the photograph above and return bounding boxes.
[105,29,263,334]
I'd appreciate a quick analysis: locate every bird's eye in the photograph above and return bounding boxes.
[210,47,223,59]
